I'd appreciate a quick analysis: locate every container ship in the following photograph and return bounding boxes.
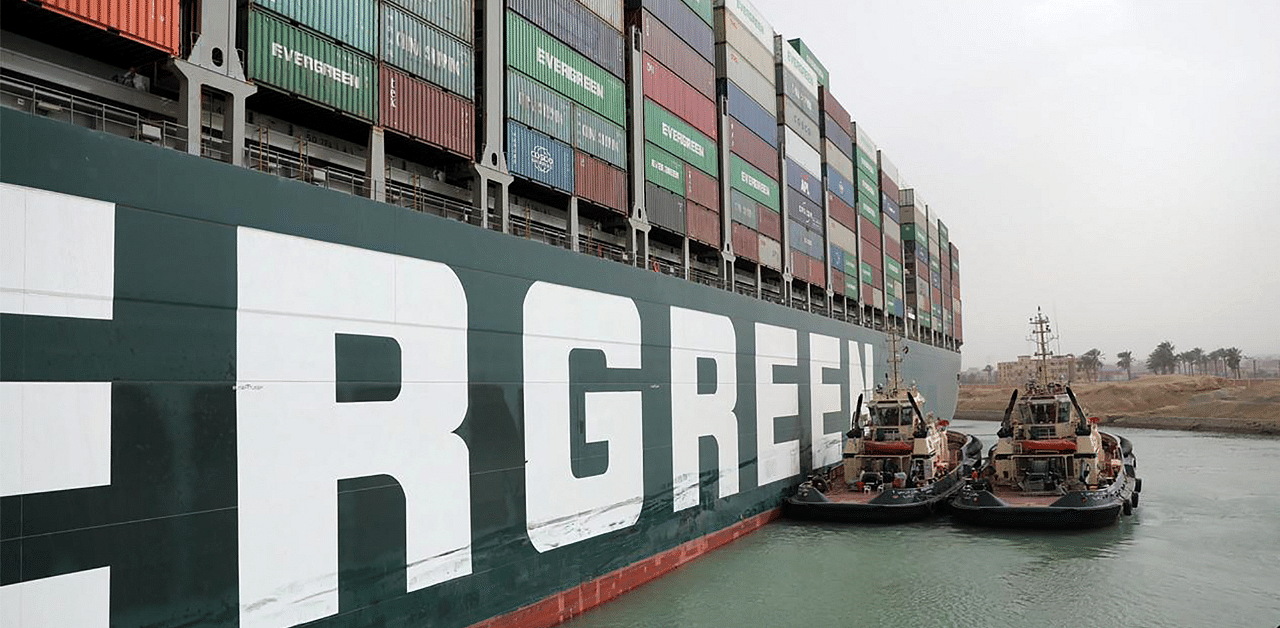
[0,1,963,627]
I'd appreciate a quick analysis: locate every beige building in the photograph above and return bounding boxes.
[998,355,1077,386]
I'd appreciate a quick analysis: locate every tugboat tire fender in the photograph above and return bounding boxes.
[1134,478,1142,493]
[1123,501,1133,516]
[1130,492,1139,508]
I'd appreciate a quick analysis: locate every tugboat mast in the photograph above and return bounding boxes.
[885,328,905,395]
[1028,308,1057,386]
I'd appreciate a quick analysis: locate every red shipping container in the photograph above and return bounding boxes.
[883,237,902,261]
[791,250,810,282]
[727,118,780,180]
[732,223,759,261]
[859,215,881,246]
[381,65,475,158]
[575,150,627,213]
[820,87,851,135]
[686,201,721,248]
[871,269,884,290]
[828,192,857,230]
[640,10,715,100]
[757,207,782,240]
[808,257,826,288]
[684,163,720,211]
[861,284,873,304]
[643,54,717,140]
[861,240,881,269]
[879,172,900,204]
[831,269,845,295]
[43,0,180,54]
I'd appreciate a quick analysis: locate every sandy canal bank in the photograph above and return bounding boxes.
[956,375,1280,435]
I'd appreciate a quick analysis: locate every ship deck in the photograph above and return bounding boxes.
[990,489,1063,507]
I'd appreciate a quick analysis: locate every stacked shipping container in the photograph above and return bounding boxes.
[899,188,930,332]
[879,151,905,319]
[715,0,782,270]
[777,37,825,288]
[852,123,882,310]
[807,41,856,301]
[635,0,721,241]
[506,3,628,211]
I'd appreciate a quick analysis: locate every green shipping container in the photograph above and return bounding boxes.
[250,0,377,54]
[858,198,881,227]
[901,222,928,246]
[506,12,624,125]
[645,143,685,196]
[382,4,474,99]
[682,0,713,25]
[644,100,717,176]
[788,38,828,88]
[884,256,902,280]
[856,168,879,202]
[248,10,376,120]
[843,257,858,278]
[389,0,473,43]
[860,261,874,285]
[729,153,779,211]
[855,147,876,177]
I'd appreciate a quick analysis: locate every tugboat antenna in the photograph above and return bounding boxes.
[1028,307,1057,388]
[886,328,905,395]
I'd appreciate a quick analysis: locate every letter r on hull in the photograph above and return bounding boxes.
[236,229,470,628]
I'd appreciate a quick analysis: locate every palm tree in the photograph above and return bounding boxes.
[1224,347,1243,378]
[1116,351,1133,381]
[1078,348,1103,382]
[1146,341,1177,375]
[983,364,995,383]
[1188,348,1205,375]
[1207,349,1225,376]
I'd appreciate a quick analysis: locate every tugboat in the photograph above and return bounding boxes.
[950,310,1142,528]
[785,331,983,523]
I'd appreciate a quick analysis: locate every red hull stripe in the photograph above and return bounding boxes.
[466,508,783,628]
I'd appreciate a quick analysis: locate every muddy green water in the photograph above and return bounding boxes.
[560,424,1280,628]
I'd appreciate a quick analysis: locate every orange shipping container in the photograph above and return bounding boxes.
[757,208,781,241]
[575,151,627,214]
[684,164,719,212]
[686,201,721,248]
[831,269,845,295]
[808,257,826,288]
[43,0,180,55]
[731,223,759,262]
[381,66,475,158]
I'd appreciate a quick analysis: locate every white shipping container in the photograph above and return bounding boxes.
[718,43,776,115]
[777,37,818,99]
[715,0,773,52]
[758,233,783,269]
[879,150,900,184]
[714,9,774,73]
[854,123,877,156]
[830,219,858,253]
[824,138,854,179]
[784,127,822,180]
[873,287,885,309]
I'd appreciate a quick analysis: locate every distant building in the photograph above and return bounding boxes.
[998,354,1077,386]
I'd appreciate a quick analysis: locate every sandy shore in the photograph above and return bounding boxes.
[957,375,1280,436]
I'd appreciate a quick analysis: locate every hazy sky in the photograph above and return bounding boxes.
[752,0,1280,368]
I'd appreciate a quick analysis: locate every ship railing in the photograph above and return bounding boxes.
[0,74,187,151]
[509,213,570,250]
[648,256,685,278]
[579,235,629,264]
[761,289,785,306]
[385,177,481,227]
[244,141,370,197]
[689,266,723,289]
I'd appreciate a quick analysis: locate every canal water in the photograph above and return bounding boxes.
[560,423,1280,628]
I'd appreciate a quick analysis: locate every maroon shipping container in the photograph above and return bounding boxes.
[879,172,900,204]
[819,87,851,135]
[684,163,719,211]
[726,117,779,180]
[43,0,180,54]
[871,270,883,290]
[642,54,717,140]
[757,207,781,240]
[732,223,759,261]
[831,269,845,295]
[575,150,627,213]
[859,215,881,246]
[808,257,826,288]
[883,237,902,261]
[686,201,721,247]
[790,250,810,282]
[861,284,873,305]
[640,10,715,100]
[381,65,475,158]
[860,240,881,268]
[827,192,857,229]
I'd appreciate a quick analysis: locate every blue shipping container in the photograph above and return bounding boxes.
[507,120,575,193]
[729,188,759,229]
[788,219,823,258]
[830,244,846,270]
[823,114,853,157]
[722,80,778,148]
[507,0,626,78]
[778,68,820,124]
[825,165,855,208]
[637,0,713,63]
[785,158,823,205]
[786,186,823,234]
[882,193,901,224]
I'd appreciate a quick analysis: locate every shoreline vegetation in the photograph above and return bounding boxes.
[956,375,1280,436]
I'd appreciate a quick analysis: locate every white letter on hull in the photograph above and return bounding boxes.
[0,183,114,628]
[755,323,799,485]
[524,282,643,552]
[809,334,843,469]
[670,307,739,511]
[236,228,470,628]
[849,341,874,413]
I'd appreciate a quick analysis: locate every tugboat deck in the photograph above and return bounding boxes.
[989,489,1063,507]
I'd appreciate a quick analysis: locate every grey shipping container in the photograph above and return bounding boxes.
[507,70,572,141]
[788,219,823,258]
[646,181,687,234]
[780,97,820,151]
[580,0,624,31]
[250,0,377,54]
[722,79,777,148]
[507,119,575,193]
[777,68,819,124]
[717,43,775,115]
[247,9,377,120]
[786,186,823,234]
[508,0,625,78]
[729,188,758,229]
[822,113,852,158]
[382,4,475,99]
[389,0,473,43]
[573,106,626,168]
[637,0,713,62]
